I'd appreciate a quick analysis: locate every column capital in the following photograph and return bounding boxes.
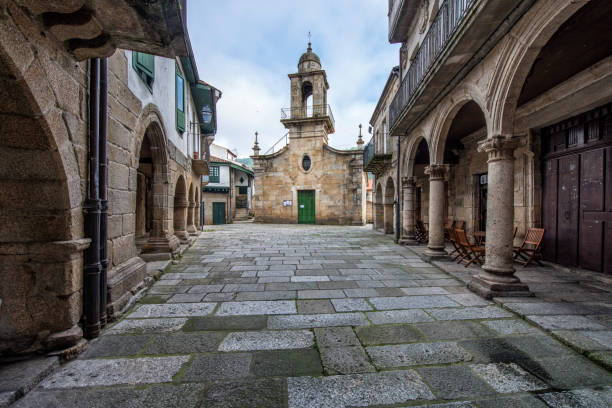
[424,164,449,180]
[477,135,524,162]
[401,176,417,187]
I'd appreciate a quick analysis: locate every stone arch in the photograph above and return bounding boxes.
[173,174,189,242]
[402,134,430,178]
[430,89,489,164]
[133,105,178,255]
[487,0,591,135]
[374,182,384,231]
[384,177,395,234]
[0,28,84,354]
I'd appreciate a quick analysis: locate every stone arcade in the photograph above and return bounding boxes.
[251,44,366,225]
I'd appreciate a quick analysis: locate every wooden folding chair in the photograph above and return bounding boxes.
[455,229,485,267]
[446,227,466,261]
[513,228,545,267]
[455,220,465,230]
[444,219,454,240]
[415,220,428,244]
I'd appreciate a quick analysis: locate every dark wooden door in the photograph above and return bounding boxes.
[212,202,226,225]
[556,154,579,266]
[298,190,315,224]
[543,147,611,273]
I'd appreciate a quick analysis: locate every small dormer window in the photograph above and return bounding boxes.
[302,155,311,171]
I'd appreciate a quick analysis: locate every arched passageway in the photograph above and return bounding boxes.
[136,132,153,247]
[401,137,430,243]
[374,183,384,231]
[384,177,395,234]
[173,175,189,242]
[0,49,83,355]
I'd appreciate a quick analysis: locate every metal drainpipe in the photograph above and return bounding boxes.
[83,58,101,338]
[394,135,401,243]
[98,58,109,327]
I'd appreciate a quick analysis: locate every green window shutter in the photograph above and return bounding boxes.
[209,166,220,183]
[132,52,154,91]
[176,69,185,132]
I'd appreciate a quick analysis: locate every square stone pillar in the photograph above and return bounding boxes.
[468,136,532,299]
[424,164,448,258]
[399,176,418,245]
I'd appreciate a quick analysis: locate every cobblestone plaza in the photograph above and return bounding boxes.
[11,224,611,407]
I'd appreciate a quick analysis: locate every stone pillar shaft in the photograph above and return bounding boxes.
[400,176,417,244]
[468,136,531,299]
[424,165,448,258]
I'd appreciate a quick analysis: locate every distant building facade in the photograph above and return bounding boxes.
[202,144,254,224]
[251,44,366,225]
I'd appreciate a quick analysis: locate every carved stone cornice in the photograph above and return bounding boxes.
[477,135,524,162]
[402,176,417,188]
[424,164,449,181]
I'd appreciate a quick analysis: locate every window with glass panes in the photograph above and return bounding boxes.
[209,166,220,183]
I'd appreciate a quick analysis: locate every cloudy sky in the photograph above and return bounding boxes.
[187,0,399,157]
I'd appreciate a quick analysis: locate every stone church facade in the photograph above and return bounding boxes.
[251,44,366,225]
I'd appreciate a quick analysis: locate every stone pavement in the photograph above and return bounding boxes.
[12,224,612,407]
[410,245,612,370]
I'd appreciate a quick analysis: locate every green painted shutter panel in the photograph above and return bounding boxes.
[298,190,315,224]
[136,52,154,77]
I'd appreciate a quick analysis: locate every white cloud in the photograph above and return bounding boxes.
[188,0,399,156]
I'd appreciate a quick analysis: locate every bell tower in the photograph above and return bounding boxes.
[281,42,334,143]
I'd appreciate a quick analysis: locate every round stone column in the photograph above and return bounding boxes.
[399,176,418,245]
[187,201,198,235]
[424,165,448,258]
[468,136,531,299]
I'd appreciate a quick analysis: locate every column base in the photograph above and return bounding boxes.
[174,231,190,243]
[467,275,533,300]
[423,246,447,260]
[141,235,180,255]
[399,237,419,245]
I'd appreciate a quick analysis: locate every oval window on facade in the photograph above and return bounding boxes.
[302,155,311,171]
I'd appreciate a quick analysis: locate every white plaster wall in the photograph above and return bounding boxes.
[208,165,230,187]
[125,50,198,160]
[235,170,250,186]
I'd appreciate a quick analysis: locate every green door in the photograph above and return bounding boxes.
[212,202,226,225]
[298,190,315,224]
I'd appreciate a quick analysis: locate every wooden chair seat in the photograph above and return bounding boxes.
[513,227,545,267]
[455,229,485,267]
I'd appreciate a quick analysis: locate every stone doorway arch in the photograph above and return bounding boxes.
[374,183,384,231]
[135,114,179,256]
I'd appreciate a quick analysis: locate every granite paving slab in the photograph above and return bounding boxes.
[201,378,287,408]
[417,366,494,399]
[367,342,472,368]
[129,303,216,318]
[469,363,548,393]
[287,370,435,408]
[526,314,607,330]
[297,299,335,314]
[331,298,373,312]
[268,313,369,329]
[143,332,224,354]
[369,296,459,310]
[216,300,296,316]
[218,330,313,351]
[426,306,513,320]
[40,357,190,388]
[183,353,252,381]
[319,346,376,374]
[314,327,361,347]
[182,315,267,331]
[356,324,424,345]
[366,309,434,324]
[251,349,323,377]
[81,335,153,358]
[105,318,187,335]
[538,387,612,408]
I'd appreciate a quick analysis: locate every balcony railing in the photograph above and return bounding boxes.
[390,0,476,128]
[281,104,335,129]
[363,137,392,174]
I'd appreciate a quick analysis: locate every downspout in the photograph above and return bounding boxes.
[394,135,401,243]
[98,58,109,327]
[83,58,101,338]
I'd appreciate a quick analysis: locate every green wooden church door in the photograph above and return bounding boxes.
[298,190,315,224]
[212,202,226,225]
